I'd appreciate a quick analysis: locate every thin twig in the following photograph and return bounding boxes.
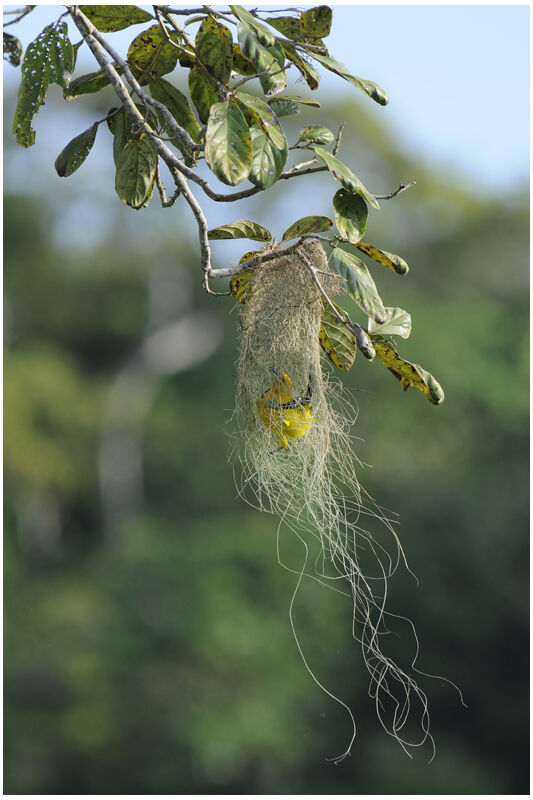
[3,4,35,27]
[374,181,416,200]
[297,248,376,360]
[332,122,345,157]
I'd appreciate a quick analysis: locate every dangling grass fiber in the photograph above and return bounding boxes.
[232,240,456,761]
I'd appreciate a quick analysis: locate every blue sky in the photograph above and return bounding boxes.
[4,4,530,191]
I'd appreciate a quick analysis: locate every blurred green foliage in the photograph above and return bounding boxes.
[4,86,529,794]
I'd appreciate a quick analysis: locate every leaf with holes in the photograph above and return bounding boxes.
[355,242,409,275]
[301,6,332,38]
[371,336,445,404]
[235,92,286,150]
[230,5,275,46]
[205,101,252,186]
[312,146,379,209]
[297,125,334,145]
[328,247,386,322]
[188,64,218,124]
[54,122,98,177]
[249,125,288,188]
[319,301,357,370]
[115,133,157,209]
[195,16,233,83]
[308,51,388,106]
[3,32,23,67]
[127,24,181,81]
[333,189,368,243]
[208,220,272,242]
[282,216,333,242]
[280,42,320,90]
[13,23,74,147]
[79,5,153,31]
[368,307,411,339]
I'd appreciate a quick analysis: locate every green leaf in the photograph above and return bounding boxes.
[108,106,135,166]
[3,32,23,67]
[297,124,334,145]
[229,251,259,302]
[127,24,181,81]
[231,44,256,76]
[235,92,286,150]
[371,336,445,405]
[177,46,196,68]
[249,125,288,188]
[312,146,379,209]
[271,94,321,108]
[13,22,74,148]
[368,307,411,339]
[188,64,219,124]
[355,241,409,275]
[230,5,275,46]
[280,41,320,90]
[268,99,300,118]
[80,5,153,32]
[265,16,302,39]
[281,216,333,242]
[301,6,332,38]
[115,133,158,209]
[54,122,98,177]
[328,247,386,322]
[205,101,252,186]
[149,75,201,145]
[195,16,233,83]
[308,51,388,106]
[319,301,357,371]
[237,24,286,97]
[208,220,272,242]
[63,67,121,101]
[333,189,368,243]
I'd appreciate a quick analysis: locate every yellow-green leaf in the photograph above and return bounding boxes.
[249,125,288,188]
[280,41,320,90]
[309,51,388,106]
[208,220,272,242]
[230,262,255,303]
[271,94,321,108]
[80,5,153,32]
[205,100,252,186]
[368,307,411,339]
[235,91,286,150]
[54,122,98,177]
[127,24,181,81]
[282,215,333,242]
[230,5,275,46]
[232,43,256,76]
[188,63,218,124]
[312,146,379,209]
[355,241,409,275]
[63,67,118,101]
[115,133,157,209]
[237,24,286,97]
[265,16,302,39]
[333,189,368,243]
[328,247,386,322]
[297,124,334,145]
[372,336,445,405]
[301,6,332,38]
[319,301,356,371]
[195,16,233,83]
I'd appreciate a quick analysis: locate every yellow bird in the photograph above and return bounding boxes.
[256,367,313,449]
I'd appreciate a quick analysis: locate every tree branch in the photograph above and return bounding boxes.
[297,248,375,360]
[374,180,416,200]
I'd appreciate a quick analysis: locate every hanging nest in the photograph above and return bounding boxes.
[232,240,441,760]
